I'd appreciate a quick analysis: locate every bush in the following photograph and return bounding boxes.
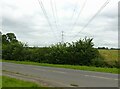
[45,38,101,66]
[2,33,118,68]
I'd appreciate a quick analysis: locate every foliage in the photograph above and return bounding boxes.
[2,33,119,68]
[2,33,27,61]
[46,38,100,66]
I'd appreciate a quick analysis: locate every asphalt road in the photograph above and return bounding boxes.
[2,62,118,87]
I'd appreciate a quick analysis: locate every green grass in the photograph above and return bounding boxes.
[2,60,119,74]
[2,76,40,87]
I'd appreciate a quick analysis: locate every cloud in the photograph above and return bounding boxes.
[1,0,119,48]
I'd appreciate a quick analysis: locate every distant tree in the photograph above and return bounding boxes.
[98,47,108,49]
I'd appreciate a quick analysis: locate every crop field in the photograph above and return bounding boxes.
[98,49,119,62]
[98,49,119,67]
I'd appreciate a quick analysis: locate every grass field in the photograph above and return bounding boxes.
[99,49,119,65]
[2,60,119,74]
[99,49,118,61]
[1,76,40,87]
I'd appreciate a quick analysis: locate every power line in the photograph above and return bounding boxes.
[38,0,51,28]
[71,0,110,41]
[50,0,64,44]
[70,0,87,33]
[54,0,59,26]
[37,0,58,41]
[65,0,79,34]
[50,0,58,29]
[70,0,79,24]
[53,0,62,31]
[53,0,65,35]
[53,0,65,44]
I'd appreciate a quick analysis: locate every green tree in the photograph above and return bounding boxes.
[2,35,9,44]
[6,33,18,43]
[2,33,26,60]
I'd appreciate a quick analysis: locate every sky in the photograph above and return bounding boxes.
[1,0,119,48]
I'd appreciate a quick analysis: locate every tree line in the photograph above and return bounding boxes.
[2,33,119,68]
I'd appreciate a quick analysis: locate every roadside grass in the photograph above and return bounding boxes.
[2,76,40,87]
[3,60,119,74]
[1,75,63,89]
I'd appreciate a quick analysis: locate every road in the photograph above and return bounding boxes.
[2,62,118,87]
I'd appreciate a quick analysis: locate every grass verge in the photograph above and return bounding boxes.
[2,76,40,87]
[2,60,119,74]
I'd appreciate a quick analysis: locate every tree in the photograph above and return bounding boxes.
[6,33,18,43]
[2,35,9,44]
[2,33,25,60]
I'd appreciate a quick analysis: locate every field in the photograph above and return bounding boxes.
[99,49,118,62]
[1,76,40,87]
[99,49,119,66]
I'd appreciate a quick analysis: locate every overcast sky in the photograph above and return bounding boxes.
[1,0,119,48]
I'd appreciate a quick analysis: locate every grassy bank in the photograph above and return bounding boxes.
[2,76,40,87]
[2,60,119,74]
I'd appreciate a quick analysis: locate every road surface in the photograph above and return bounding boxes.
[2,62,118,87]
